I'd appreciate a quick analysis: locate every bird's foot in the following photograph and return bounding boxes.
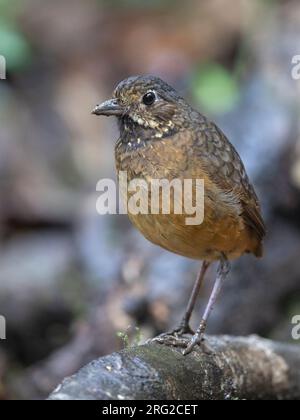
[151,321,200,350]
[182,332,215,356]
[182,333,204,355]
[152,331,213,356]
[151,334,190,349]
[151,322,194,347]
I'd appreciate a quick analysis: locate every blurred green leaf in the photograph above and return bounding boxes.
[191,63,240,114]
[0,0,23,20]
[0,24,31,71]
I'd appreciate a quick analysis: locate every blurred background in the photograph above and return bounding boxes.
[0,0,300,399]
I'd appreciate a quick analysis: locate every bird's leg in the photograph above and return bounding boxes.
[183,256,231,355]
[169,260,210,336]
[152,261,210,347]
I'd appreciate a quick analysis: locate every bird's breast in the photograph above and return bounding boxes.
[115,139,248,260]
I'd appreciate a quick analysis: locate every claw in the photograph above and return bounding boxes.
[151,334,190,348]
[151,323,195,350]
[183,334,203,355]
[152,331,214,356]
[183,334,215,356]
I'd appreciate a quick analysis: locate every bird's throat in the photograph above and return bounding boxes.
[117,115,177,151]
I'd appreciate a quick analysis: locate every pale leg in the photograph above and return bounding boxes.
[183,257,230,355]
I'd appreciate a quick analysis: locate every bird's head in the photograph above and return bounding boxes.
[92,75,189,137]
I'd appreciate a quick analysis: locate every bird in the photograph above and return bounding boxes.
[92,75,266,355]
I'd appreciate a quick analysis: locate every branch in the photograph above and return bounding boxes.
[48,335,300,400]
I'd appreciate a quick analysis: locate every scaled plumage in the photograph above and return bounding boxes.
[93,75,266,354]
[111,75,266,261]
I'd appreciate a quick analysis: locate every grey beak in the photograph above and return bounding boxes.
[92,98,123,117]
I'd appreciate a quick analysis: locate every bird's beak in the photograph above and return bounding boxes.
[92,98,123,117]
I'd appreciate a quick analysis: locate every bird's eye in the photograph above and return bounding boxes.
[142,91,156,106]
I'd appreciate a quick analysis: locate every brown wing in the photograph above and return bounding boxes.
[192,120,266,246]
